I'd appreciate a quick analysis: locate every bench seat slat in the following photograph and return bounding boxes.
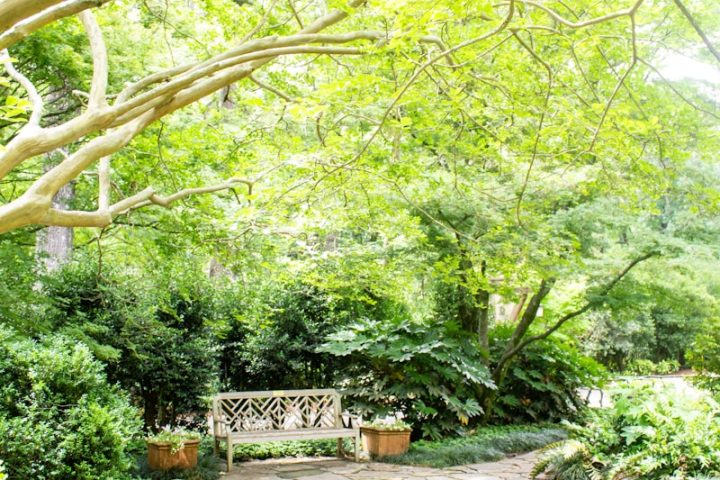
[229,427,358,443]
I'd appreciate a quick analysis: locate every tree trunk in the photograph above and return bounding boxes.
[477,287,490,352]
[477,260,490,352]
[481,279,555,423]
[36,158,74,272]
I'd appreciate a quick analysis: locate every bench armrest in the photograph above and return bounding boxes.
[213,414,229,436]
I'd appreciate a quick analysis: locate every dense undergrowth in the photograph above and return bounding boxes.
[533,384,720,480]
[384,425,568,468]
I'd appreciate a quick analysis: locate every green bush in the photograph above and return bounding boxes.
[385,425,567,468]
[533,383,720,479]
[319,318,493,439]
[689,319,720,395]
[43,261,219,430]
[489,327,607,424]
[624,358,680,375]
[232,439,354,460]
[221,283,351,391]
[0,328,142,479]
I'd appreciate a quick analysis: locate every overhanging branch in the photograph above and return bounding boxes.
[499,251,658,368]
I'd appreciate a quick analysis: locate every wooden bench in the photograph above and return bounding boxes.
[211,388,360,471]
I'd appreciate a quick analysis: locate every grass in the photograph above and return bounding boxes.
[382,424,568,468]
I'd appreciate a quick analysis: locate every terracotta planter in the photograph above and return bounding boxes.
[147,439,200,470]
[360,427,411,457]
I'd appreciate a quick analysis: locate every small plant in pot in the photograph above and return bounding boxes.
[360,418,412,457]
[146,428,202,471]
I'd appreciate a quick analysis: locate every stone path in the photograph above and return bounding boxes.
[223,451,539,480]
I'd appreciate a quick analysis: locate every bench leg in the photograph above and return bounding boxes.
[354,433,360,462]
[337,438,344,458]
[213,437,219,457]
[226,438,233,472]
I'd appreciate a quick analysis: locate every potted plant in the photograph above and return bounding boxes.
[146,428,202,471]
[360,418,412,457]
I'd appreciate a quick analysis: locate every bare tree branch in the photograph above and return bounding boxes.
[250,74,293,101]
[0,32,379,176]
[0,0,374,232]
[672,0,720,65]
[513,0,644,29]
[79,10,108,109]
[495,251,657,375]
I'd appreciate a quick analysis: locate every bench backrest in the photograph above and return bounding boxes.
[212,389,343,436]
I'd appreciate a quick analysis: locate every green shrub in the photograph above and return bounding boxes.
[220,282,401,392]
[689,319,720,395]
[624,358,679,375]
[43,261,219,430]
[385,425,567,468]
[0,328,142,479]
[232,439,353,460]
[319,318,493,439]
[221,283,351,391]
[533,383,720,479]
[489,327,607,424]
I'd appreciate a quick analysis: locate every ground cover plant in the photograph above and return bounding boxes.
[384,425,567,468]
[232,439,355,461]
[532,383,720,479]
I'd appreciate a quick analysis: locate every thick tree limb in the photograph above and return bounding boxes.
[0,33,378,175]
[98,155,110,210]
[0,0,66,32]
[79,10,108,109]
[0,1,372,232]
[0,0,111,51]
[43,175,259,227]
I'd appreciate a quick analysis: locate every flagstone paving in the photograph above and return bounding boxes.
[223,451,539,480]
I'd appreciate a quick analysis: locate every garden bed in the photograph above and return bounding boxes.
[380,425,567,468]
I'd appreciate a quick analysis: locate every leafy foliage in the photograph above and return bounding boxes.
[534,384,720,480]
[624,358,680,376]
[0,328,142,480]
[43,260,219,430]
[489,326,607,424]
[688,317,720,394]
[320,318,493,439]
[220,282,358,391]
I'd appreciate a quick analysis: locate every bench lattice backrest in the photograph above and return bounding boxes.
[213,389,342,436]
